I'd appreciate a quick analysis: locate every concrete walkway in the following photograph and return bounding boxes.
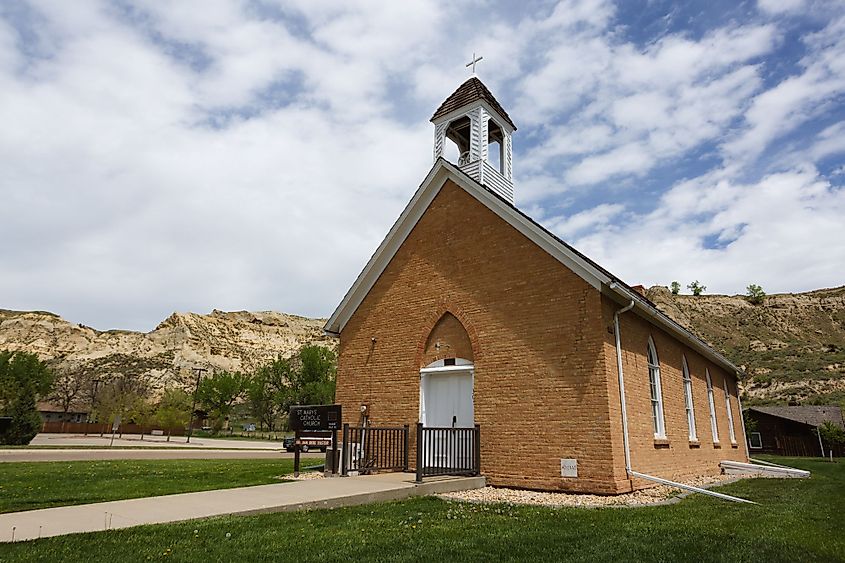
[0,473,484,543]
[0,449,322,462]
[31,433,286,449]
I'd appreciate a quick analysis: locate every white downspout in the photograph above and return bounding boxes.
[613,296,635,473]
[609,282,756,505]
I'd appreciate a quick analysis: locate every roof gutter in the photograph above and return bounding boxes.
[609,282,756,505]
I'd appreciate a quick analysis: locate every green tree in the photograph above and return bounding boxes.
[277,345,337,419]
[0,350,54,445]
[155,389,191,442]
[818,421,845,449]
[746,284,766,305]
[670,281,681,295]
[197,371,248,432]
[687,280,706,296]
[247,357,293,431]
[90,376,147,437]
[127,396,155,440]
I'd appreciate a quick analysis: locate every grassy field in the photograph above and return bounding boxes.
[0,458,319,514]
[0,456,842,562]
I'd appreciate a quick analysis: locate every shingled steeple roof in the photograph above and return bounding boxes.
[430,77,517,130]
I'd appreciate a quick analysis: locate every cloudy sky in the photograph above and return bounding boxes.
[1,0,844,331]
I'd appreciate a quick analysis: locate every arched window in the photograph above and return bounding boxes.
[723,377,737,444]
[682,356,697,441]
[706,369,719,443]
[647,338,666,438]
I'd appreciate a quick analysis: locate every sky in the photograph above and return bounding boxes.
[1,0,844,331]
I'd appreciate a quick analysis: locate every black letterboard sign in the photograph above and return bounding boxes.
[289,404,342,432]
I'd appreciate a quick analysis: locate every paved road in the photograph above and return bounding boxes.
[0,449,324,462]
[0,473,485,542]
[30,433,286,450]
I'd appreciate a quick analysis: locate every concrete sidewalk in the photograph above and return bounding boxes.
[0,449,323,462]
[0,473,484,543]
[31,433,286,450]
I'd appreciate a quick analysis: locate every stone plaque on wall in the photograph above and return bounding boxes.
[560,458,578,478]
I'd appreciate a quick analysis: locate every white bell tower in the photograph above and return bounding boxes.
[431,59,516,203]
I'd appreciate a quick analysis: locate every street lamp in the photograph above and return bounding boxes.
[186,367,207,444]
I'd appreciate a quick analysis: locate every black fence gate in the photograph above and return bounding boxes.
[341,424,409,475]
[415,423,480,482]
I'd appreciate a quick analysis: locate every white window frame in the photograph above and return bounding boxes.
[706,369,719,443]
[647,338,666,439]
[749,432,762,449]
[723,377,737,444]
[682,356,697,441]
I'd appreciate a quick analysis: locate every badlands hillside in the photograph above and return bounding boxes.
[0,309,334,397]
[1,285,843,407]
[647,285,845,407]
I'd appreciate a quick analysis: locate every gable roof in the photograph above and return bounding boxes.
[748,405,844,429]
[430,77,517,130]
[324,159,742,378]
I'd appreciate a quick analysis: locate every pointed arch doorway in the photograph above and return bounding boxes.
[419,359,475,470]
[418,311,476,470]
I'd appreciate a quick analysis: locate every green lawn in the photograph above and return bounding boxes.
[0,457,842,562]
[0,459,319,514]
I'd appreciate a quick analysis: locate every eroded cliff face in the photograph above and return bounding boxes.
[645,285,845,405]
[0,309,335,396]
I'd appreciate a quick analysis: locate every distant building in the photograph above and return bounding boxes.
[745,405,844,456]
[36,401,89,424]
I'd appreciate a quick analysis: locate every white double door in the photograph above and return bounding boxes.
[420,367,474,468]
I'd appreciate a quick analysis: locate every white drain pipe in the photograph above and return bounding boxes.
[613,295,635,473]
[609,282,756,505]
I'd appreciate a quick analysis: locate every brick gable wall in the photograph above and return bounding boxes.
[337,180,619,493]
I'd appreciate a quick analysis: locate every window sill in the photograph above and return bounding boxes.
[730,442,738,448]
[653,438,670,448]
[713,442,722,449]
[688,440,701,448]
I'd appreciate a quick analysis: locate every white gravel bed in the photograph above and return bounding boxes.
[438,473,752,508]
[283,471,326,481]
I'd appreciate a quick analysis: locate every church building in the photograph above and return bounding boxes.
[325,74,749,494]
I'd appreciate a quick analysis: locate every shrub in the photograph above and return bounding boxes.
[687,280,706,296]
[818,420,845,447]
[747,284,766,304]
[670,281,681,295]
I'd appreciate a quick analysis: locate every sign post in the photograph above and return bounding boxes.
[289,405,342,476]
[109,415,122,447]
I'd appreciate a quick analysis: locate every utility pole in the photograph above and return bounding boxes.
[186,368,207,444]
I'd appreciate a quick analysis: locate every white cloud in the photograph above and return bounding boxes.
[757,0,806,15]
[547,203,625,239]
[568,166,845,294]
[1,0,843,332]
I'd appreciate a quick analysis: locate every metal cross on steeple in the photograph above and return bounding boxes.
[466,52,483,74]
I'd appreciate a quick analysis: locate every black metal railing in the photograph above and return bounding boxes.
[415,423,480,482]
[341,424,409,475]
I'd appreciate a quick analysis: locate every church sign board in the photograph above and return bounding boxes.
[289,404,342,476]
[289,404,342,432]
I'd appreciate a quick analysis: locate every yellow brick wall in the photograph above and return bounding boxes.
[601,295,749,489]
[336,179,748,494]
[336,180,618,493]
